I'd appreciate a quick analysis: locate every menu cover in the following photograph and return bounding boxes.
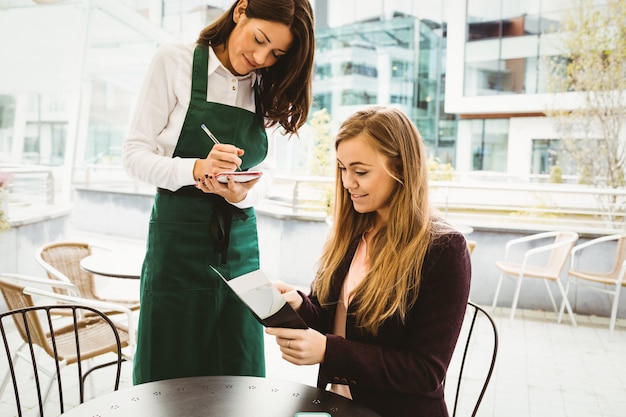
[210,266,308,329]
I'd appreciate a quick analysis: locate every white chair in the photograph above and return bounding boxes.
[558,234,626,333]
[492,231,579,323]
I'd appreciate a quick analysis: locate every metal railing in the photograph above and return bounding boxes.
[78,164,152,194]
[264,175,334,216]
[0,165,55,207]
[265,174,626,233]
[6,163,626,234]
[429,180,626,234]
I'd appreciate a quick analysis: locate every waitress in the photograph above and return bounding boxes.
[122,0,315,384]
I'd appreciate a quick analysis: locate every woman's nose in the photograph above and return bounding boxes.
[253,47,278,68]
[342,172,356,188]
[252,49,270,66]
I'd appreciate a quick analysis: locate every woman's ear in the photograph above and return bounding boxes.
[233,0,248,23]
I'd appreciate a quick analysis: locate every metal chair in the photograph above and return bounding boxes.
[558,234,626,333]
[0,273,135,416]
[446,301,498,417]
[35,241,140,311]
[491,231,579,323]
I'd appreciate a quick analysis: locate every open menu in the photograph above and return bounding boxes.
[210,266,308,329]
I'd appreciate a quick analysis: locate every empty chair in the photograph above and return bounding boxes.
[446,301,498,417]
[35,241,140,310]
[467,240,477,256]
[492,231,579,323]
[559,234,626,333]
[0,273,134,416]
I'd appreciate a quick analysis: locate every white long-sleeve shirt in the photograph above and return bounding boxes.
[122,43,275,208]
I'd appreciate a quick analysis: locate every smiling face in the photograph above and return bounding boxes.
[218,1,294,75]
[336,133,398,224]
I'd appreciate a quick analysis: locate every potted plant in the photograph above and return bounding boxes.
[0,171,12,232]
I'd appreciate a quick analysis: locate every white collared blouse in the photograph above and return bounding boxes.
[122,43,275,208]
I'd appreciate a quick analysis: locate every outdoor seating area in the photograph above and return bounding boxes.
[492,231,626,334]
[0,230,625,416]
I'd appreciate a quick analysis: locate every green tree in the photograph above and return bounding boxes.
[545,0,626,194]
[307,108,334,177]
[301,108,335,215]
[0,172,12,232]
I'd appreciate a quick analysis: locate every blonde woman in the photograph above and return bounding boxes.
[267,106,471,417]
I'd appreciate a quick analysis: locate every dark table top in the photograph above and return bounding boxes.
[60,375,381,417]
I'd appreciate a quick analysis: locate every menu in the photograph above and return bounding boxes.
[211,266,308,329]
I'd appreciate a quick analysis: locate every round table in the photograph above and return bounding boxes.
[60,375,381,417]
[80,250,144,279]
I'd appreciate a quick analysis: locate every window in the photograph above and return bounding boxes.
[390,95,411,105]
[0,96,16,163]
[391,60,411,78]
[464,0,571,97]
[315,63,332,80]
[341,90,377,105]
[312,93,332,115]
[531,139,578,177]
[462,118,509,172]
[340,62,378,78]
[23,122,67,166]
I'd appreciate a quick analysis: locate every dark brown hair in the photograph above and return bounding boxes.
[197,0,315,135]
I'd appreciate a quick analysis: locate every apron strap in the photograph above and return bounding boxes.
[254,80,264,122]
[210,199,250,264]
[191,45,209,102]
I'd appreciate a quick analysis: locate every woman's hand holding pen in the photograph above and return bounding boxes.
[198,124,244,173]
[266,327,327,366]
[193,144,259,202]
[198,142,243,173]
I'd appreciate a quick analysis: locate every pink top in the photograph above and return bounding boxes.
[330,233,369,399]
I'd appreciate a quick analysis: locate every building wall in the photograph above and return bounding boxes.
[445,0,587,178]
[507,117,556,178]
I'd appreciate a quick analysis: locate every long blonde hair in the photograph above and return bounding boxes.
[314,106,443,334]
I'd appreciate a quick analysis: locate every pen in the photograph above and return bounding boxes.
[201,124,241,171]
[201,123,220,145]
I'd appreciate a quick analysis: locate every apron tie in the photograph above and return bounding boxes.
[210,198,249,264]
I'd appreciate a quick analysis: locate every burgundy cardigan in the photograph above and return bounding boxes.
[297,231,471,417]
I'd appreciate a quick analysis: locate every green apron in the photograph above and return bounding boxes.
[133,45,268,384]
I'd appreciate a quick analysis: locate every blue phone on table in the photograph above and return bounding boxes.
[294,413,331,417]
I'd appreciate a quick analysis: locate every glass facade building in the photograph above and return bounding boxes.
[446,0,620,180]
[0,0,619,193]
[463,0,566,97]
[0,0,454,193]
[313,16,453,164]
